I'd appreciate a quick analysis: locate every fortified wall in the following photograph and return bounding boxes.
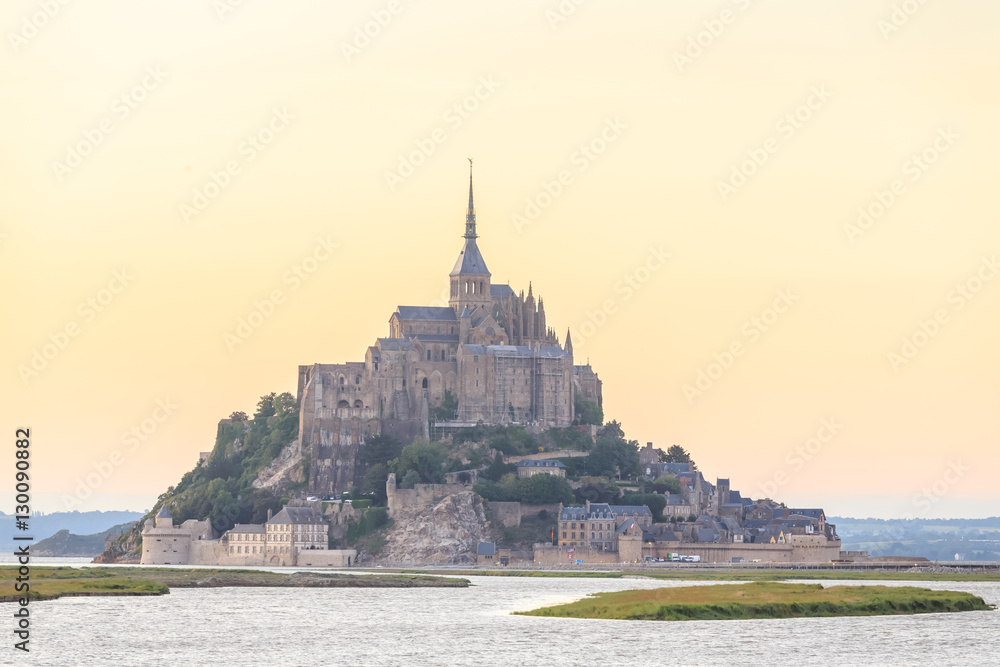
[385,473,469,516]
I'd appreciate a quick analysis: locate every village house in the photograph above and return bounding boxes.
[515,459,567,478]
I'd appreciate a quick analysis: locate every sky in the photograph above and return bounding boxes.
[1,1,997,520]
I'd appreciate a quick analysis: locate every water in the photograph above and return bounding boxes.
[9,559,1000,666]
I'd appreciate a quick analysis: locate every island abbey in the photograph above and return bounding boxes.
[297,166,603,495]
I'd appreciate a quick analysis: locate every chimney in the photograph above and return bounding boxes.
[267,508,273,520]
[585,499,591,514]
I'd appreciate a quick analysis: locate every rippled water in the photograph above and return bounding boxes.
[10,559,1000,666]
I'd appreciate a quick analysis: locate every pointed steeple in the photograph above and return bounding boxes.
[565,328,573,356]
[465,158,477,239]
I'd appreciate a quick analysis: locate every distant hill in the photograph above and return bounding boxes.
[32,522,137,557]
[0,511,145,552]
[830,516,1000,561]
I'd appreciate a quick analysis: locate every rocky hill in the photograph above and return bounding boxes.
[374,491,491,566]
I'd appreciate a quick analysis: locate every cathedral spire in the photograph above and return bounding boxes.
[565,328,573,356]
[465,158,477,239]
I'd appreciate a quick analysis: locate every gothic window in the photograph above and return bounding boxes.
[479,281,484,294]
[422,378,428,389]
[441,350,446,360]
[427,350,431,361]
[339,376,345,385]
[355,376,360,385]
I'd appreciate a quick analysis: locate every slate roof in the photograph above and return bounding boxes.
[450,238,490,276]
[267,507,325,525]
[156,505,172,519]
[230,524,265,534]
[412,334,460,343]
[516,459,566,468]
[788,508,825,520]
[664,462,692,474]
[477,542,496,556]
[378,338,416,351]
[617,519,638,534]
[697,528,721,543]
[490,284,515,298]
[559,507,588,521]
[610,505,652,517]
[395,306,457,321]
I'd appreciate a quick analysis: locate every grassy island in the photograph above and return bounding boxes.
[0,566,469,603]
[515,582,994,621]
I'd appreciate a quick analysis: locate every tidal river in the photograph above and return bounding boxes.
[13,561,1000,666]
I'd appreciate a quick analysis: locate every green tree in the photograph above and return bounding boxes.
[397,439,448,483]
[586,421,640,479]
[400,470,420,489]
[574,394,604,425]
[362,463,389,505]
[652,476,681,494]
[361,434,404,466]
[662,444,696,469]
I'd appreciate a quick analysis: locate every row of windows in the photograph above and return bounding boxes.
[564,522,613,530]
[230,545,290,555]
[563,531,611,540]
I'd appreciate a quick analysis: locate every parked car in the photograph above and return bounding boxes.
[306,496,319,501]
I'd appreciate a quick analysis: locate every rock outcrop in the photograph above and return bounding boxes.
[376,491,490,566]
[252,439,303,490]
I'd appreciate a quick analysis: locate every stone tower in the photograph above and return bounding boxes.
[386,472,397,512]
[449,160,492,314]
[154,504,173,529]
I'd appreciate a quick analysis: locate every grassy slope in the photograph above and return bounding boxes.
[516,582,995,621]
[0,566,469,602]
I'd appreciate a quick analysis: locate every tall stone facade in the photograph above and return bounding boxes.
[299,166,602,495]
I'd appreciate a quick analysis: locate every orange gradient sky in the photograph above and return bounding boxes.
[1,1,998,518]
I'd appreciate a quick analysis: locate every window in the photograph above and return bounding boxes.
[421,378,428,389]
[355,376,360,385]
[441,350,446,360]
